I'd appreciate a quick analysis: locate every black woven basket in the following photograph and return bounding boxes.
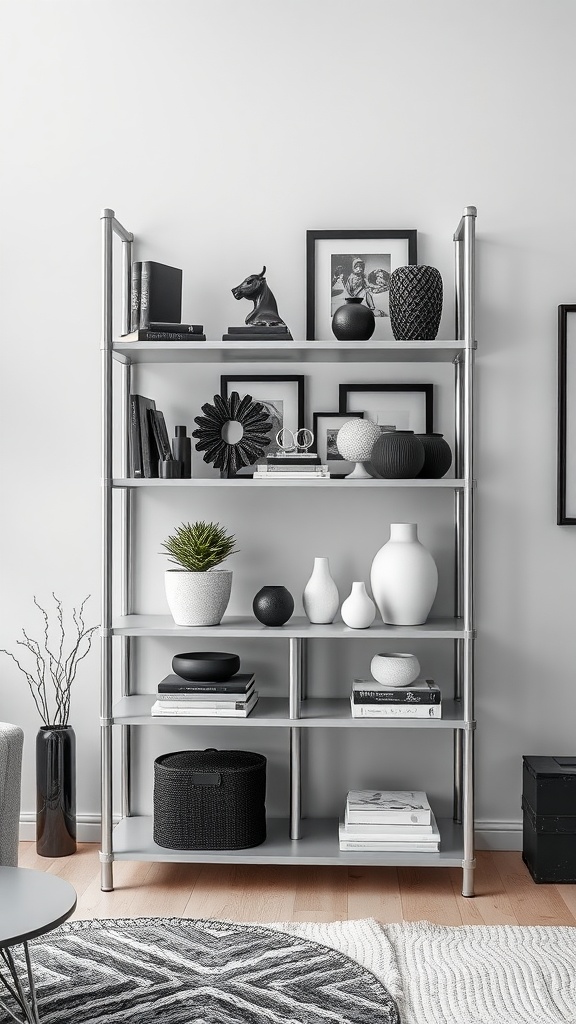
[153,748,267,850]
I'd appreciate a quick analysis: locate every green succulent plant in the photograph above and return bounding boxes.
[162,521,238,572]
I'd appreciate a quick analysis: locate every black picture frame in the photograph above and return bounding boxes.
[306,229,418,341]
[339,383,434,434]
[220,374,306,476]
[312,410,358,478]
[557,304,576,524]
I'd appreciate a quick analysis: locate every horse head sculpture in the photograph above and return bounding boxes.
[232,266,289,329]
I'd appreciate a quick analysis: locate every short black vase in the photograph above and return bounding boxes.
[331,297,375,341]
[370,430,425,479]
[416,433,453,478]
[253,586,294,627]
[36,725,77,857]
[389,265,443,340]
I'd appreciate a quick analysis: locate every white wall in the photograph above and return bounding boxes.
[2,0,576,848]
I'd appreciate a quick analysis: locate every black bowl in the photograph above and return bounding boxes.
[171,652,241,682]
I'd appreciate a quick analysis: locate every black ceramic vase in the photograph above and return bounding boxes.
[253,586,294,627]
[331,297,375,341]
[370,430,425,479]
[416,433,453,478]
[36,725,76,857]
[389,265,443,341]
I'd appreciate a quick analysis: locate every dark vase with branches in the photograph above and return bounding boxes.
[1,594,97,857]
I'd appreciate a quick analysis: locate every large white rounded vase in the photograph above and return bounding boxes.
[370,523,438,626]
[303,557,339,624]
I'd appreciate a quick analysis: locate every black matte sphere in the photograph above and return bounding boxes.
[331,298,375,341]
[172,652,240,681]
[416,433,453,478]
[253,586,294,627]
[370,430,425,479]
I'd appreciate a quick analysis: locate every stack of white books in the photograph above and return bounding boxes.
[350,679,442,719]
[252,464,330,480]
[339,790,440,852]
[151,673,258,718]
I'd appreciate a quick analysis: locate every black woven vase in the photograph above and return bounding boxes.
[253,586,294,627]
[416,433,453,478]
[389,265,443,340]
[370,430,425,479]
[332,297,375,341]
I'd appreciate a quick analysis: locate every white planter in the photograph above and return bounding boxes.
[370,652,421,687]
[164,569,232,626]
[341,582,376,629]
[370,523,438,625]
[303,557,339,624]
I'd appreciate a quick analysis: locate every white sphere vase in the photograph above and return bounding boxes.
[165,569,232,626]
[341,582,376,629]
[370,523,438,625]
[336,418,381,479]
[303,557,339,624]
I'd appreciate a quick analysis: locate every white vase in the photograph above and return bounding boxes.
[164,569,232,626]
[370,523,438,625]
[370,652,420,687]
[341,582,376,629]
[303,557,339,624]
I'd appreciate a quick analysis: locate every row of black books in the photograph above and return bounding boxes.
[339,790,440,852]
[130,393,176,478]
[125,260,206,340]
[151,673,258,718]
[350,679,442,719]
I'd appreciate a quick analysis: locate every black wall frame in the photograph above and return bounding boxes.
[557,304,576,524]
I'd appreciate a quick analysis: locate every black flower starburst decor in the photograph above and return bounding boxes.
[192,392,273,478]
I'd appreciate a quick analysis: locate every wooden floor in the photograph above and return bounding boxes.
[18,843,576,926]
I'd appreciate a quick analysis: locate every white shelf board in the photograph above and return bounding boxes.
[111,615,469,639]
[111,815,464,866]
[112,477,467,489]
[111,695,468,728]
[112,340,469,365]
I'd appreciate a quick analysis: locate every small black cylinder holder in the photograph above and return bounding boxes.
[159,459,182,479]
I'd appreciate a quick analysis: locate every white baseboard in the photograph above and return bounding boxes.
[20,815,524,851]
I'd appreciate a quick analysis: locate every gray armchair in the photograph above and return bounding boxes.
[0,722,24,866]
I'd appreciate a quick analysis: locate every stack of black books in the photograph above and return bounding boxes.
[151,673,258,718]
[222,325,293,342]
[123,260,206,340]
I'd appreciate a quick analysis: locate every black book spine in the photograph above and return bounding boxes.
[150,410,172,461]
[140,331,206,341]
[139,261,151,329]
[149,323,204,333]
[158,682,254,694]
[137,397,158,478]
[130,263,141,333]
[129,395,143,478]
[353,690,441,705]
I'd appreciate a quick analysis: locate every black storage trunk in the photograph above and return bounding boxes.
[153,748,267,851]
[522,755,576,883]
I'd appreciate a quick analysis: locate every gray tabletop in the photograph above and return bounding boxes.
[0,867,77,947]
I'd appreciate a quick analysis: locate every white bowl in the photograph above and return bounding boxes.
[370,652,420,688]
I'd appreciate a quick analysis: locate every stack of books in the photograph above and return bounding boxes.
[253,453,330,480]
[151,673,258,718]
[122,323,206,342]
[350,679,442,719]
[340,790,440,852]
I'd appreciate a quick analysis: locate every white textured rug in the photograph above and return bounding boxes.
[270,918,576,1024]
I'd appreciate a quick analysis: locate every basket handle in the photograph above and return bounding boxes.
[189,772,222,786]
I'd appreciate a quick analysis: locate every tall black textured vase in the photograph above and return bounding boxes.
[36,725,77,857]
[389,265,443,340]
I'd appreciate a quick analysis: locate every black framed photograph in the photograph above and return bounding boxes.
[339,383,434,434]
[312,411,358,477]
[220,374,306,475]
[306,229,417,341]
[558,304,576,524]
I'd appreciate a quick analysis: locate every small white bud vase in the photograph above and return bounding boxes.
[303,557,339,624]
[341,582,376,629]
[370,523,438,625]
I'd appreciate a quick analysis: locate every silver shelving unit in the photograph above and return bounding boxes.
[100,206,477,895]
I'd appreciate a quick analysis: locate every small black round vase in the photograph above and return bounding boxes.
[253,586,295,627]
[332,297,375,341]
[416,433,453,478]
[370,430,425,479]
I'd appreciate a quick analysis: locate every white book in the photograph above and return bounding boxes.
[252,471,330,480]
[339,812,440,844]
[346,790,431,825]
[339,838,439,853]
[350,698,442,719]
[151,694,258,718]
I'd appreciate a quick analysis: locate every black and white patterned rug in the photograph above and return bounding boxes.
[2,917,399,1023]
